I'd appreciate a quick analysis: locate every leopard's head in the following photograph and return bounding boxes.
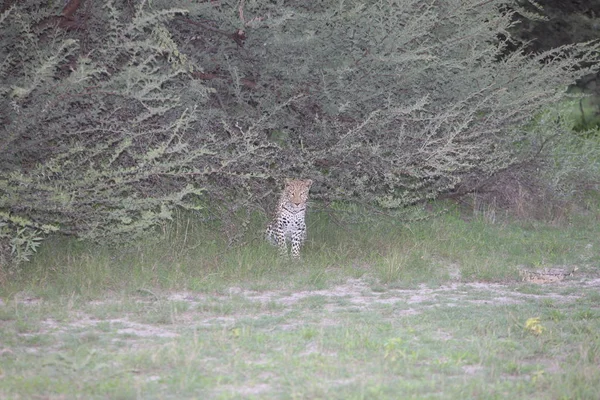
[283,178,313,207]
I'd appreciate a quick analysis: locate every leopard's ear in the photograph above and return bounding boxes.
[305,179,313,187]
[284,178,292,185]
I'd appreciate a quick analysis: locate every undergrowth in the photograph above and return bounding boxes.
[2,198,599,299]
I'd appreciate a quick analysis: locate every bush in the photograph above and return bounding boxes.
[1,0,599,265]
[168,0,600,206]
[0,2,210,255]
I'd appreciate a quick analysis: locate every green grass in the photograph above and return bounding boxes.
[1,281,599,399]
[5,201,598,295]
[1,201,599,399]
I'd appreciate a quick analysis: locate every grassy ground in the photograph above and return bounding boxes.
[1,201,599,399]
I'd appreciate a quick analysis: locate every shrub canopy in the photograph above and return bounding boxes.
[1,0,598,260]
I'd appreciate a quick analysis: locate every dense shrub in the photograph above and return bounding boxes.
[0,2,209,263]
[167,0,600,205]
[1,0,599,264]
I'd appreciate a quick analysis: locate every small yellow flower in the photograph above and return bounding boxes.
[525,317,544,335]
[532,369,545,384]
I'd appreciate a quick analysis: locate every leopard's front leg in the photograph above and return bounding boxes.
[276,230,288,257]
[290,223,306,259]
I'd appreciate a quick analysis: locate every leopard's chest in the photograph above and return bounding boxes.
[273,202,306,233]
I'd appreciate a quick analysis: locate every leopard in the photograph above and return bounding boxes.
[265,178,313,258]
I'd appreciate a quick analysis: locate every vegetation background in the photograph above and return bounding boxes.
[0,0,599,262]
[1,1,600,398]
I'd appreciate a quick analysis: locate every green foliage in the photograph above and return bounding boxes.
[553,86,600,133]
[168,0,600,206]
[0,1,211,253]
[0,222,45,267]
[531,101,600,197]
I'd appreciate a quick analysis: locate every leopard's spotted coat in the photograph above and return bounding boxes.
[265,178,313,258]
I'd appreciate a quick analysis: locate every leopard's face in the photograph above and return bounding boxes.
[281,178,313,211]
